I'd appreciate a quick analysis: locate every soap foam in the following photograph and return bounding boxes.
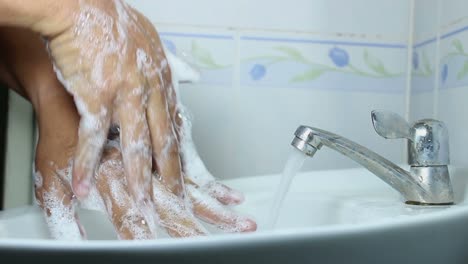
[42,186,82,240]
[187,185,254,233]
[33,170,43,189]
[152,178,208,237]
[164,53,214,187]
[202,181,245,205]
[117,205,153,240]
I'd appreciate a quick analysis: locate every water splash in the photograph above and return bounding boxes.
[266,149,308,229]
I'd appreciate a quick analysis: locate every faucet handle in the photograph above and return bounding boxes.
[371,110,450,166]
[408,119,450,166]
[371,110,411,140]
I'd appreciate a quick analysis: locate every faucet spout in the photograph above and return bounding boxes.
[292,125,454,205]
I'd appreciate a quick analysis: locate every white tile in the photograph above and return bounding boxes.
[439,86,468,167]
[414,0,440,42]
[411,40,437,121]
[178,83,238,178]
[129,0,409,37]
[440,0,468,29]
[410,0,439,122]
[4,93,34,209]
[228,87,406,177]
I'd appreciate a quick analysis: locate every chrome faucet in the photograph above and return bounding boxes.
[291,110,454,205]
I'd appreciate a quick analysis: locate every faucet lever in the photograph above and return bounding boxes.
[371,110,449,166]
[371,110,411,140]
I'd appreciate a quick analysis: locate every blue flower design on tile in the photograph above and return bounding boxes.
[440,39,468,81]
[412,51,419,70]
[243,45,401,84]
[328,47,350,67]
[412,50,433,77]
[161,38,177,55]
[249,64,267,80]
[441,64,448,83]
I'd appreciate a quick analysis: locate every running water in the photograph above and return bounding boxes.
[266,149,308,229]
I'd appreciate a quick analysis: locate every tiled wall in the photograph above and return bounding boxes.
[411,0,468,168]
[130,0,412,178]
[9,0,468,208]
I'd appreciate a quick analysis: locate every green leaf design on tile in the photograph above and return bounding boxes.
[453,39,464,54]
[290,68,325,82]
[422,51,433,75]
[440,39,468,61]
[363,49,388,76]
[274,46,307,62]
[191,40,224,69]
[457,60,468,80]
[243,44,403,82]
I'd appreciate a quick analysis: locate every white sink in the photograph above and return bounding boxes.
[1,166,468,263]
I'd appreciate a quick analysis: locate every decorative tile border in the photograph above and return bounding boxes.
[411,42,436,93]
[439,27,468,89]
[240,33,407,93]
[159,31,235,85]
[157,26,409,92]
[413,22,468,90]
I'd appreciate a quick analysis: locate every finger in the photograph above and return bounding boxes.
[186,185,257,233]
[72,97,112,198]
[172,106,212,187]
[33,96,86,240]
[175,108,244,205]
[117,90,153,204]
[152,177,208,237]
[34,164,85,240]
[201,181,245,206]
[95,145,155,240]
[146,74,184,197]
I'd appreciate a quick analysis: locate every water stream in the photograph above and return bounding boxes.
[266,149,308,229]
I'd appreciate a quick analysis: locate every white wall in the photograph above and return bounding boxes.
[3,92,34,209]
[130,0,409,37]
[4,0,466,208]
[130,0,411,178]
[411,0,468,169]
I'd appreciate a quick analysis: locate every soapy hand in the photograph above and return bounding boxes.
[0,27,256,239]
[37,0,184,203]
[164,50,257,233]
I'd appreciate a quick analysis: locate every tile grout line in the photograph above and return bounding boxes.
[404,0,415,164]
[433,0,442,119]
[229,29,242,173]
[414,25,468,49]
[405,0,415,123]
[158,32,407,48]
[153,21,407,42]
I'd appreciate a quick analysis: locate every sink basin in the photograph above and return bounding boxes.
[1,166,468,263]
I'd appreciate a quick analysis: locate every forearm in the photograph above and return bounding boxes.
[0,0,75,35]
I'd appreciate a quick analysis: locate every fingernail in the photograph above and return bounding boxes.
[239,218,257,233]
[227,190,245,205]
[73,181,90,198]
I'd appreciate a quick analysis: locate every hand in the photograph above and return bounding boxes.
[0,27,256,239]
[31,0,185,204]
[164,50,257,232]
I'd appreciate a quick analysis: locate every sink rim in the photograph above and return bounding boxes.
[1,198,468,251]
[1,166,467,251]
